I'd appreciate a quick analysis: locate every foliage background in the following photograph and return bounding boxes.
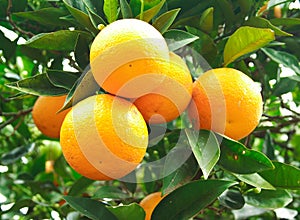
[0,0,300,219]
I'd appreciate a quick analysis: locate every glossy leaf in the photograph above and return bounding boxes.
[185,129,220,179]
[162,154,199,195]
[259,162,300,189]
[107,203,145,220]
[199,7,214,33]
[235,173,275,190]
[0,30,17,60]
[75,34,90,70]
[46,70,79,90]
[120,0,133,18]
[104,0,119,23]
[6,74,68,96]
[272,77,298,96]
[153,8,181,34]
[223,26,275,66]
[244,17,292,37]
[163,29,199,51]
[270,17,300,27]
[13,7,70,27]
[87,8,107,28]
[218,135,274,174]
[93,185,130,200]
[261,47,300,75]
[219,189,245,210]
[68,177,94,196]
[64,196,117,220]
[63,0,97,33]
[152,179,236,220]
[136,0,166,22]
[1,143,35,165]
[24,30,92,51]
[245,189,293,209]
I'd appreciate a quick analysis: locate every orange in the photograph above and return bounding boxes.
[32,95,70,138]
[139,192,164,220]
[60,94,148,180]
[90,18,169,98]
[188,68,263,140]
[133,52,193,124]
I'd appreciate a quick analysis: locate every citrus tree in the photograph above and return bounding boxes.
[1,0,300,219]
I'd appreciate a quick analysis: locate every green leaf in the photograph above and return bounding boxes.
[1,143,35,165]
[244,17,292,37]
[199,7,214,33]
[136,0,166,22]
[261,47,300,75]
[87,8,107,28]
[152,179,236,220]
[259,162,300,189]
[46,70,80,90]
[93,186,130,200]
[235,173,275,190]
[104,0,119,23]
[219,189,245,210]
[245,189,293,209]
[74,35,90,70]
[6,74,68,96]
[63,0,98,33]
[185,129,220,179]
[68,177,94,196]
[2,199,36,213]
[152,8,180,34]
[163,29,199,51]
[13,7,70,27]
[270,17,300,27]
[24,30,92,51]
[218,135,274,174]
[120,0,133,18]
[272,77,298,96]
[107,203,145,220]
[162,154,199,195]
[0,30,17,60]
[64,196,118,220]
[223,26,275,66]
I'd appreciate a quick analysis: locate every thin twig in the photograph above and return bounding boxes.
[0,108,32,130]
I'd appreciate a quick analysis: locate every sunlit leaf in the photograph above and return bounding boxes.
[152,179,236,220]
[223,26,275,66]
[199,7,213,33]
[107,203,145,220]
[163,29,199,51]
[152,8,180,34]
[136,0,166,22]
[235,173,275,190]
[185,129,220,179]
[104,0,119,23]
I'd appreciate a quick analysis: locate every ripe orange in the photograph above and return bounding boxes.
[32,95,70,138]
[139,192,164,220]
[133,52,193,124]
[90,18,169,98]
[188,68,263,140]
[60,94,148,180]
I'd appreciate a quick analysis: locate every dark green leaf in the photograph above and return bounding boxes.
[75,35,90,70]
[0,31,17,60]
[68,177,94,196]
[13,7,70,27]
[136,0,166,22]
[24,30,92,51]
[272,77,298,96]
[2,199,36,213]
[47,70,80,90]
[152,179,236,220]
[1,143,35,165]
[162,154,198,195]
[218,135,274,174]
[270,17,300,27]
[104,0,119,23]
[107,203,145,220]
[6,74,68,96]
[245,189,293,209]
[163,29,199,51]
[64,196,118,220]
[262,131,275,160]
[244,17,292,37]
[185,129,220,179]
[224,26,275,66]
[120,0,133,18]
[199,7,214,33]
[87,8,107,28]
[235,173,275,190]
[152,8,180,34]
[93,185,130,199]
[219,189,245,210]
[63,0,98,33]
[261,47,300,75]
[259,162,300,189]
